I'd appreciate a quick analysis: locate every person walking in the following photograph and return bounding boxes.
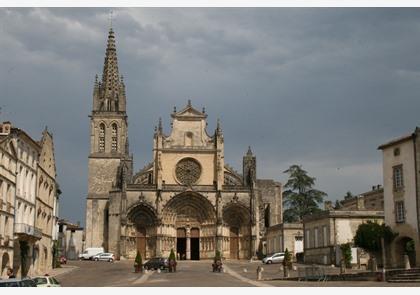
[6,268,15,279]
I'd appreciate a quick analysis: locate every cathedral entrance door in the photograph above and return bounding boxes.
[230,227,239,259]
[177,228,187,260]
[137,227,146,259]
[191,228,200,260]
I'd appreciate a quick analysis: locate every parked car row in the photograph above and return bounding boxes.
[0,275,61,287]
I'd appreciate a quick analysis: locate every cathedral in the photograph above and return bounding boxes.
[85,28,282,260]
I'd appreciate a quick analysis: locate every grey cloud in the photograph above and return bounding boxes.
[1,8,420,224]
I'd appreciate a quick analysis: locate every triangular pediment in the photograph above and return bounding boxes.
[171,102,207,120]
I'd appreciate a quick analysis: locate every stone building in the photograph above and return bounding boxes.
[58,219,84,260]
[303,210,383,266]
[0,122,17,278]
[0,122,59,278]
[34,129,57,275]
[265,223,303,260]
[10,124,42,278]
[336,185,384,211]
[85,28,282,260]
[378,128,420,267]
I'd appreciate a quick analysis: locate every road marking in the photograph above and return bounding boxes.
[223,264,272,287]
[132,270,154,285]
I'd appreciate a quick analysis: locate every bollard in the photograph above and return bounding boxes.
[257,266,264,281]
[404,254,411,270]
[340,259,346,274]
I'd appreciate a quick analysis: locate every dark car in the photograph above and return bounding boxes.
[0,278,37,287]
[143,257,169,270]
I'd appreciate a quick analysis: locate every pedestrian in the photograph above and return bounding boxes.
[7,267,15,279]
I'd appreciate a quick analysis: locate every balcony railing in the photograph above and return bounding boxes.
[14,223,42,240]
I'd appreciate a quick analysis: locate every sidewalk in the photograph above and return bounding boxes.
[48,264,79,278]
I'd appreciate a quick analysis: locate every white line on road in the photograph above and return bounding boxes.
[132,270,154,285]
[223,264,272,287]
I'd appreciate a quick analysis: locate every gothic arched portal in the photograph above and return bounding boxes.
[127,203,158,259]
[163,192,216,260]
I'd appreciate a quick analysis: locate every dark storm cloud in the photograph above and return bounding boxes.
[1,8,420,224]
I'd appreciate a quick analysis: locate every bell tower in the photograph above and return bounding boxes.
[85,28,131,249]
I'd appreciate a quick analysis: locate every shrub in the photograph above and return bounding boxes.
[340,243,352,268]
[135,251,142,266]
[169,248,176,261]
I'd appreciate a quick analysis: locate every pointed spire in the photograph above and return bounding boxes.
[247,146,253,156]
[99,27,122,111]
[158,117,163,133]
[125,137,129,155]
[216,118,223,136]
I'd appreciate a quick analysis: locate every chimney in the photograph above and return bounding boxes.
[1,121,11,135]
[356,196,365,210]
[324,201,333,210]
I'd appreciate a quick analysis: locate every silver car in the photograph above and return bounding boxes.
[92,252,115,262]
[262,252,285,264]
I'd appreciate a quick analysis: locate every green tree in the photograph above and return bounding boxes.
[169,248,176,261]
[354,221,398,257]
[282,165,327,222]
[340,243,352,268]
[134,251,142,272]
[334,200,342,210]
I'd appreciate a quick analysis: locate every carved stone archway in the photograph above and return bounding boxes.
[222,202,252,259]
[126,202,158,259]
[162,192,216,259]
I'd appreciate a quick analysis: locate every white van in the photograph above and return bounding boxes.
[78,247,104,260]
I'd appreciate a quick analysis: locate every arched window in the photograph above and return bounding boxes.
[99,124,105,152]
[111,124,118,152]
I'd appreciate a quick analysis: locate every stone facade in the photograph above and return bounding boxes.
[337,185,384,211]
[34,129,57,275]
[303,210,384,266]
[378,128,420,267]
[0,122,17,278]
[265,223,303,260]
[0,122,59,278]
[85,29,283,260]
[58,220,84,260]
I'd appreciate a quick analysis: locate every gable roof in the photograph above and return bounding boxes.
[171,101,207,120]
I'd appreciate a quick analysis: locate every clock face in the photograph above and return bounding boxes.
[175,158,201,185]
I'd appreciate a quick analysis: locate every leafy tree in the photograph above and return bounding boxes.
[354,221,398,256]
[169,248,176,261]
[214,249,222,262]
[134,251,142,268]
[340,243,352,268]
[334,200,342,210]
[282,165,327,222]
[344,191,353,199]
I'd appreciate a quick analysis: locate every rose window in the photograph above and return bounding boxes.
[175,158,201,185]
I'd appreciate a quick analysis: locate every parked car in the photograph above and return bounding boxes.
[262,252,285,264]
[78,247,104,260]
[33,276,61,287]
[0,278,37,287]
[143,257,169,270]
[92,252,115,262]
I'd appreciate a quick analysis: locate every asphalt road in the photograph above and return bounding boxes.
[56,259,420,287]
[57,260,254,287]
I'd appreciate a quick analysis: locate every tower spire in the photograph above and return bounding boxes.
[94,27,126,112]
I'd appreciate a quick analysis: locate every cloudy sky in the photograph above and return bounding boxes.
[1,8,420,225]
